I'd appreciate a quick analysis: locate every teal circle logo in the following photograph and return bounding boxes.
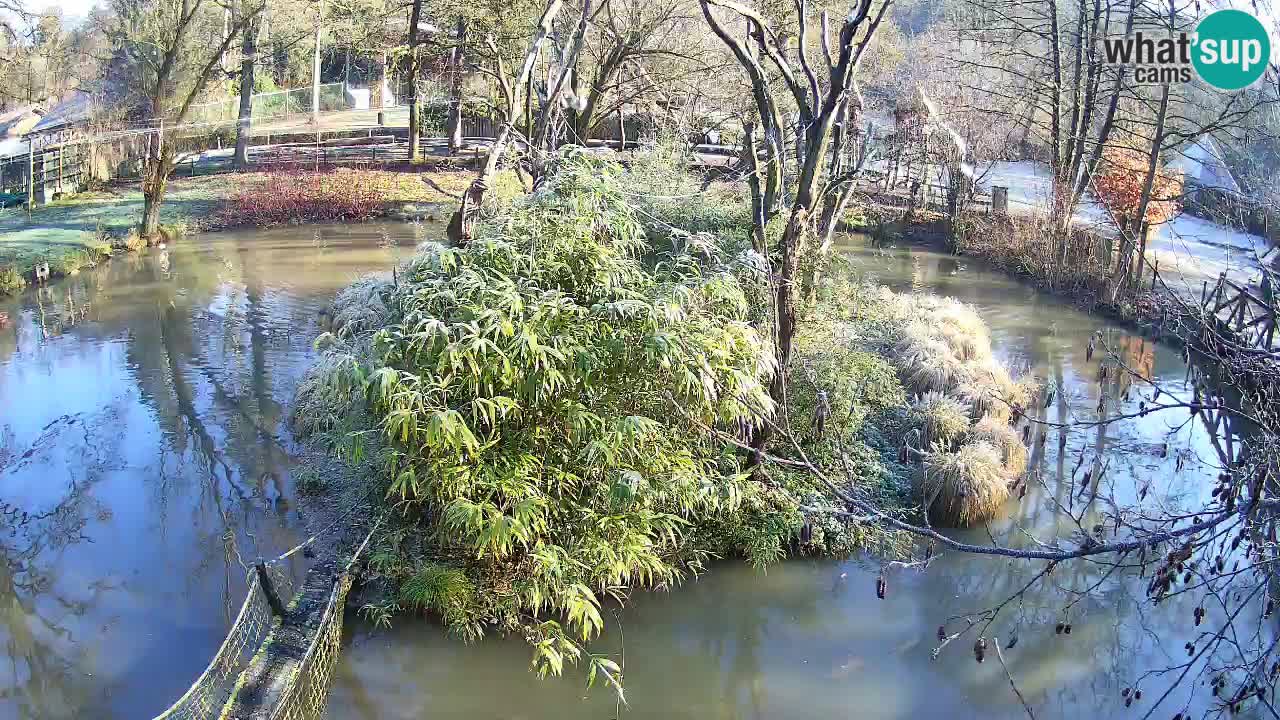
[1192,9,1271,90]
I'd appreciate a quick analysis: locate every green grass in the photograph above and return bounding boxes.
[0,179,224,294]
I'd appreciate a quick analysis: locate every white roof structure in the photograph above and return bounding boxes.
[1166,136,1241,194]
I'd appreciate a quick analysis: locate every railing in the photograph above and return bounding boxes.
[1203,273,1279,351]
[149,521,378,720]
[267,573,355,720]
[151,564,294,720]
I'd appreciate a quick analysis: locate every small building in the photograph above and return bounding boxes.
[6,92,101,204]
[25,91,96,150]
[1167,136,1240,195]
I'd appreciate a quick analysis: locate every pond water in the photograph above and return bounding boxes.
[325,235,1257,720]
[0,227,1255,720]
[0,222,424,720]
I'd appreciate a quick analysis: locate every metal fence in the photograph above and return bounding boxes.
[189,83,351,126]
[188,77,453,128]
[0,143,91,207]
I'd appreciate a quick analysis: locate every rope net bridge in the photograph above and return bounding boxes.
[152,525,378,720]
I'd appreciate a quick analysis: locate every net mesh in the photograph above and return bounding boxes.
[269,573,354,720]
[188,83,351,126]
[150,566,293,720]
[152,538,362,720]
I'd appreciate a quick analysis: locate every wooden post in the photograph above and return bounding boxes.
[992,186,1009,215]
[255,559,288,617]
[617,105,626,151]
[26,146,34,211]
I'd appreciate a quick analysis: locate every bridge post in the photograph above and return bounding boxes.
[991,186,1009,215]
[256,559,288,617]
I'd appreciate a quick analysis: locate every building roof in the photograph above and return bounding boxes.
[1167,136,1241,194]
[27,92,93,135]
[0,104,41,137]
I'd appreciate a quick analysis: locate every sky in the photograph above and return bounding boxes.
[33,0,99,22]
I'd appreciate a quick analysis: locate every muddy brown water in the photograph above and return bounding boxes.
[0,229,1258,720]
[327,236,1259,720]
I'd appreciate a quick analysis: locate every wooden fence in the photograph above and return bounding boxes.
[0,143,91,208]
[1203,273,1279,351]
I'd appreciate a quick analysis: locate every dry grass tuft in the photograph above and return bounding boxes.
[882,288,1036,527]
[910,391,971,449]
[919,440,1010,526]
[967,414,1028,478]
[899,336,971,394]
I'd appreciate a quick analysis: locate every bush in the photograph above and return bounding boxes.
[624,135,754,252]
[304,150,778,684]
[1093,146,1183,228]
[952,212,1112,296]
[204,169,438,229]
[293,466,326,494]
[0,265,25,295]
[87,227,114,261]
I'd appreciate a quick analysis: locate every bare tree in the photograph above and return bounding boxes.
[701,0,891,457]
[232,0,262,169]
[110,0,262,237]
[564,0,714,144]
[446,15,467,152]
[446,0,584,244]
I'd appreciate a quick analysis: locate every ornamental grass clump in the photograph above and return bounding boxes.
[920,440,1009,526]
[967,414,1028,478]
[878,288,1035,526]
[910,391,971,449]
[298,150,780,689]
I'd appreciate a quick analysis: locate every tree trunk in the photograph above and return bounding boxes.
[749,209,808,460]
[1108,83,1169,304]
[805,99,862,304]
[407,0,424,163]
[617,104,626,151]
[447,0,565,244]
[446,16,466,153]
[141,165,168,238]
[741,120,769,256]
[234,12,258,170]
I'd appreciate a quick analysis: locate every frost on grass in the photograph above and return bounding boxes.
[873,289,1039,526]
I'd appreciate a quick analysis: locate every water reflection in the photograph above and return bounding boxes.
[0,222,422,719]
[327,236,1257,720]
